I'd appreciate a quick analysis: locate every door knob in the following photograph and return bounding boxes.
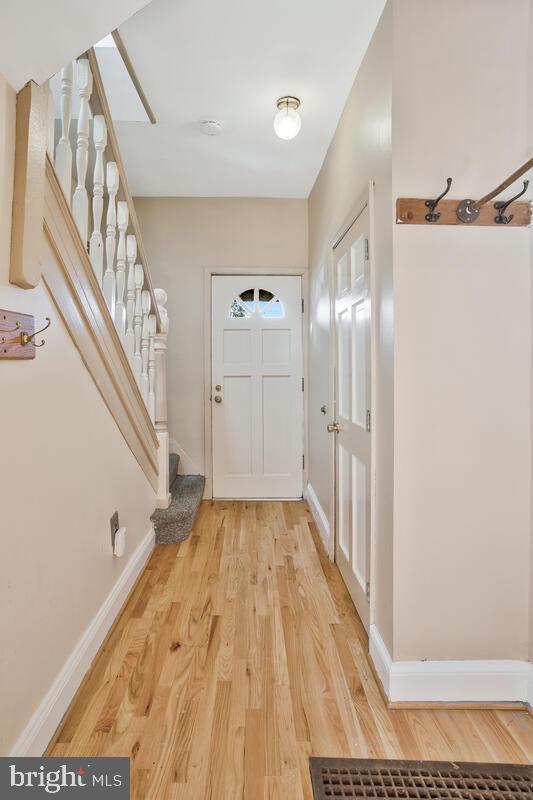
[214,395,223,403]
[327,422,340,433]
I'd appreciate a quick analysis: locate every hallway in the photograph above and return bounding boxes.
[47,501,533,798]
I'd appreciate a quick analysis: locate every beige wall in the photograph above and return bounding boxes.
[307,3,394,651]
[392,0,531,661]
[0,72,156,754]
[135,197,308,478]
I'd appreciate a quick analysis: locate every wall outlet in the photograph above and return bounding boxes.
[110,511,119,548]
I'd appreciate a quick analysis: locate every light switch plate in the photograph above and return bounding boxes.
[110,511,119,548]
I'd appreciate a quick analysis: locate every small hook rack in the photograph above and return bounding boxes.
[425,178,452,222]
[21,317,51,347]
[0,310,51,359]
[494,180,529,224]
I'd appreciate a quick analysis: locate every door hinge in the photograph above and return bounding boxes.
[302,454,305,469]
[365,581,370,601]
[301,298,304,313]
[365,238,369,261]
[301,377,304,392]
[366,409,371,433]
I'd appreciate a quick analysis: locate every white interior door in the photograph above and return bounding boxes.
[212,275,303,499]
[333,203,372,631]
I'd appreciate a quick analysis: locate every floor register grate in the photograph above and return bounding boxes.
[309,758,533,800]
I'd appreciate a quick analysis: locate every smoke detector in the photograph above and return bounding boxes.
[201,120,222,136]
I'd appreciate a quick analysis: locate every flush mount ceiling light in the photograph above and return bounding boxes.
[274,96,301,140]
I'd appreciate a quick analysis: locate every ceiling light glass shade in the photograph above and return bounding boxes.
[274,96,301,140]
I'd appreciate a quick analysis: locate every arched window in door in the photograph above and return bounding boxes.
[229,288,284,319]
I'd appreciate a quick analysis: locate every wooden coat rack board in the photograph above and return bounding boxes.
[0,309,51,359]
[397,198,531,226]
[396,160,533,227]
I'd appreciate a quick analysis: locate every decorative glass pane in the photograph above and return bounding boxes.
[239,289,255,311]
[229,299,249,318]
[263,299,283,318]
[258,289,274,309]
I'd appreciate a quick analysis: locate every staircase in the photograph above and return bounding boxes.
[151,454,205,544]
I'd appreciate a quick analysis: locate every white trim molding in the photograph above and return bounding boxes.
[306,482,330,554]
[10,526,155,757]
[370,624,533,706]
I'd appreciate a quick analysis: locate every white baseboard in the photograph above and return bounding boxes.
[169,438,200,475]
[369,623,392,698]
[370,624,533,706]
[10,526,156,757]
[305,482,330,553]
[203,476,213,499]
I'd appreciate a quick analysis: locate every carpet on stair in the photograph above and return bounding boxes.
[152,474,205,544]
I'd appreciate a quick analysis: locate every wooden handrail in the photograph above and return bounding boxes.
[472,157,533,210]
[86,48,162,332]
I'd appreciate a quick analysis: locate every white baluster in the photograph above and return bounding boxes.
[148,314,156,422]
[141,290,151,404]
[154,289,169,428]
[114,201,129,338]
[125,234,137,362]
[103,162,119,316]
[54,62,73,200]
[89,115,107,285]
[72,58,93,242]
[45,80,55,160]
[133,265,144,387]
[154,288,170,506]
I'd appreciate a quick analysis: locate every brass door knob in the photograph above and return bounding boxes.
[327,422,340,433]
[214,395,223,403]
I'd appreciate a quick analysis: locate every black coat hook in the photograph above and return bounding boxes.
[494,180,529,224]
[425,178,452,222]
[21,317,51,347]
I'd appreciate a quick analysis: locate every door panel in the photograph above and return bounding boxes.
[224,376,253,475]
[333,204,372,631]
[212,275,303,499]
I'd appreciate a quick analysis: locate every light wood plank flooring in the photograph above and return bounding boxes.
[47,501,533,798]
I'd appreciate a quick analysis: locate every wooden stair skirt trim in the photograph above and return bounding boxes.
[42,158,159,490]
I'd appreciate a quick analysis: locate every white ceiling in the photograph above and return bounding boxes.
[115,0,386,198]
[0,0,153,91]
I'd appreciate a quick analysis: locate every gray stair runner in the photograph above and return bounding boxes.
[152,454,205,545]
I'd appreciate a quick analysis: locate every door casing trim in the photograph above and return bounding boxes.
[328,181,377,627]
[203,266,308,500]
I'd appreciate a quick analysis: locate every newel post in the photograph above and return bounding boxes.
[154,288,170,508]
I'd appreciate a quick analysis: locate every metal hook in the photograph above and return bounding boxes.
[21,317,51,347]
[494,180,529,224]
[425,178,452,222]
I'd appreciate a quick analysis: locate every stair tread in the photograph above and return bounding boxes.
[152,474,205,545]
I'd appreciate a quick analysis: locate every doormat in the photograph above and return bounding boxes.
[309,758,533,800]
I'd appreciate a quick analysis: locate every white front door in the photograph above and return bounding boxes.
[333,202,372,631]
[212,275,303,499]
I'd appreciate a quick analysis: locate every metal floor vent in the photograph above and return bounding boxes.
[309,758,533,800]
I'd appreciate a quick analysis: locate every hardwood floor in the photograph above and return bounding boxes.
[47,501,533,798]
